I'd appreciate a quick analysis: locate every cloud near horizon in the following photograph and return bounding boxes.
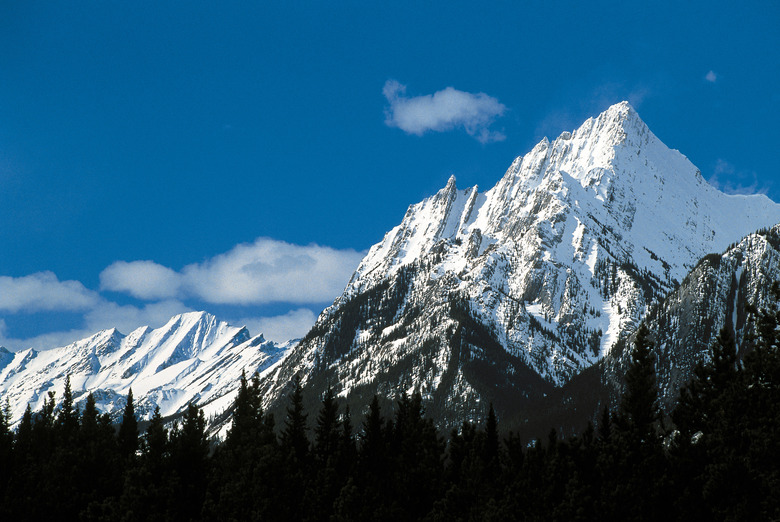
[0,299,193,352]
[100,238,365,305]
[383,80,507,143]
[236,308,318,344]
[0,272,99,313]
[0,301,317,350]
[0,238,364,351]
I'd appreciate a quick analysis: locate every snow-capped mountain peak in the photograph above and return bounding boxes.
[256,102,780,427]
[0,311,293,429]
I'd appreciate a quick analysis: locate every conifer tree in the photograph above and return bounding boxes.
[15,404,33,455]
[4,405,34,518]
[118,388,139,462]
[281,374,309,463]
[314,386,340,462]
[32,391,57,465]
[51,376,82,520]
[226,370,263,447]
[276,375,311,520]
[169,402,209,521]
[142,405,168,470]
[361,395,385,467]
[608,323,666,521]
[204,370,283,521]
[597,405,612,444]
[0,398,12,503]
[341,404,354,456]
[333,395,387,521]
[618,324,660,442]
[308,386,345,522]
[338,404,356,478]
[56,375,79,441]
[118,404,173,521]
[391,392,444,520]
[485,402,499,468]
[77,392,122,518]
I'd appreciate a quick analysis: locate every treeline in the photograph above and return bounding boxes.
[1,321,779,520]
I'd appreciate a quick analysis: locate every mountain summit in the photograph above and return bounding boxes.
[0,311,290,428]
[258,102,780,425]
[3,102,779,432]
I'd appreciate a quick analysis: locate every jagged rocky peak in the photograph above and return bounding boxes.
[161,310,218,333]
[0,347,12,373]
[496,101,674,206]
[0,310,294,430]
[260,101,780,429]
[354,101,780,295]
[604,224,780,412]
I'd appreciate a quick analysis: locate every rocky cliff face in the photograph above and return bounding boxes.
[3,102,779,435]
[257,102,780,426]
[603,224,780,410]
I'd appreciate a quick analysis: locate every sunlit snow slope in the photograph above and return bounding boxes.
[258,101,780,425]
[0,312,291,427]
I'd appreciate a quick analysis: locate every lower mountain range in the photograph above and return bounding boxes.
[2,102,780,440]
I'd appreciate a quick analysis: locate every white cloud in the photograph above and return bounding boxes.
[1,238,362,350]
[714,158,735,176]
[0,272,99,313]
[0,301,314,350]
[100,260,182,300]
[100,237,365,305]
[0,327,99,352]
[705,70,718,83]
[0,299,192,351]
[236,308,318,343]
[84,299,192,335]
[383,80,506,143]
[708,158,768,195]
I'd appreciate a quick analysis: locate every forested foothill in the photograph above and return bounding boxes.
[0,308,778,521]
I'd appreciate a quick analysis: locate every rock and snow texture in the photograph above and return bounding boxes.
[0,311,292,428]
[258,101,780,423]
[607,224,780,409]
[3,102,779,431]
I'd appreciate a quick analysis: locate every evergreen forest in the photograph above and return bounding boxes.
[0,313,779,521]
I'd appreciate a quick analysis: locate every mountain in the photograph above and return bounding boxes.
[257,101,780,427]
[3,102,779,436]
[526,223,780,438]
[605,223,780,407]
[0,311,291,431]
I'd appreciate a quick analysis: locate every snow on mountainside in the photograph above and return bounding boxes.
[257,101,780,426]
[0,312,292,429]
[605,224,780,410]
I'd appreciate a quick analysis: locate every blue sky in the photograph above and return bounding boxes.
[1,1,778,349]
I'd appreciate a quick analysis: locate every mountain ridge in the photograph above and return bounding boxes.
[0,311,291,431]
[254,101,780,427]
[3,101,780,436]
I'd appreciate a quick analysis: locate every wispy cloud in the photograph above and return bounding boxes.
[705,70,718,83]
[0,237,365,350]
[0,272,99,313]
[383,80,507,143]
[708,158,769,195]
[100,261,182,301]
[535,82,652,140]
[0,325,98,353]
[84,299,192,336]
[0,299,193,351]
[235,308,317,343]
[100,237,365,305]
